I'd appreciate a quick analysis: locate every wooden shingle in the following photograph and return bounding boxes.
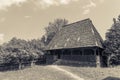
[45,18,103,50]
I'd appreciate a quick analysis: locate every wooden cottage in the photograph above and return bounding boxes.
[45,18,105,67]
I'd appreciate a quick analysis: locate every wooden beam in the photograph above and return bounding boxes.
[71,49,73,55]
[62,50,64,55]
[82,48,84,56]
[98,48,100,55]
[94,49,96,56]
[54,50,56,55]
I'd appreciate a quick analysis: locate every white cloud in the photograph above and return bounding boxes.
[35,0,79,8]
[83,0,96,9]
[0,0,79,10]
[0,0,26,10]
[83,9,90,15]
[0,0,105,14]
[60,0,78,5]
[82,0,105,15]
[24,16,31,19]
[39,0,57,8]
[82,0,99,15]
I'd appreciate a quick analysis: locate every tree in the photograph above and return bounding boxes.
[104,16,120,66]
[1,37,44,69]
[0,46,6,64]
[44,19,68,45]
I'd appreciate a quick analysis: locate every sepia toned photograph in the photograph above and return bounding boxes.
[0,0,120,80]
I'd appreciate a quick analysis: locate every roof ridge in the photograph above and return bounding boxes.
[63,18,91,27]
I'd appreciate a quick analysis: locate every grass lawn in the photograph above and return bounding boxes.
[60,66,120,80]
[0,65,120,80]
[0,65,74,80]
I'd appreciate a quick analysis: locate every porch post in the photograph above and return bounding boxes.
[94,48,100,67]
[53,50,57,61]
[61,50,64,59]
[82,48,84,56]
[71,49,73,55]
[70,49,73,60]
[53,50,55,55]
[46,51,51,64]
[94,49,96,56]
[61,50,63,56]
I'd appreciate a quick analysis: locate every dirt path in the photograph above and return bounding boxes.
[48,65,84,80]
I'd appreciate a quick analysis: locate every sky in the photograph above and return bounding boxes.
[0,0,120,44]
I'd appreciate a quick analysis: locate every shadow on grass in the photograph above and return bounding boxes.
[103,77,120,80]
[49,59,108,68]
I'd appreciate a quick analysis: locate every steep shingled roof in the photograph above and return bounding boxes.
[45,18,103,50]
